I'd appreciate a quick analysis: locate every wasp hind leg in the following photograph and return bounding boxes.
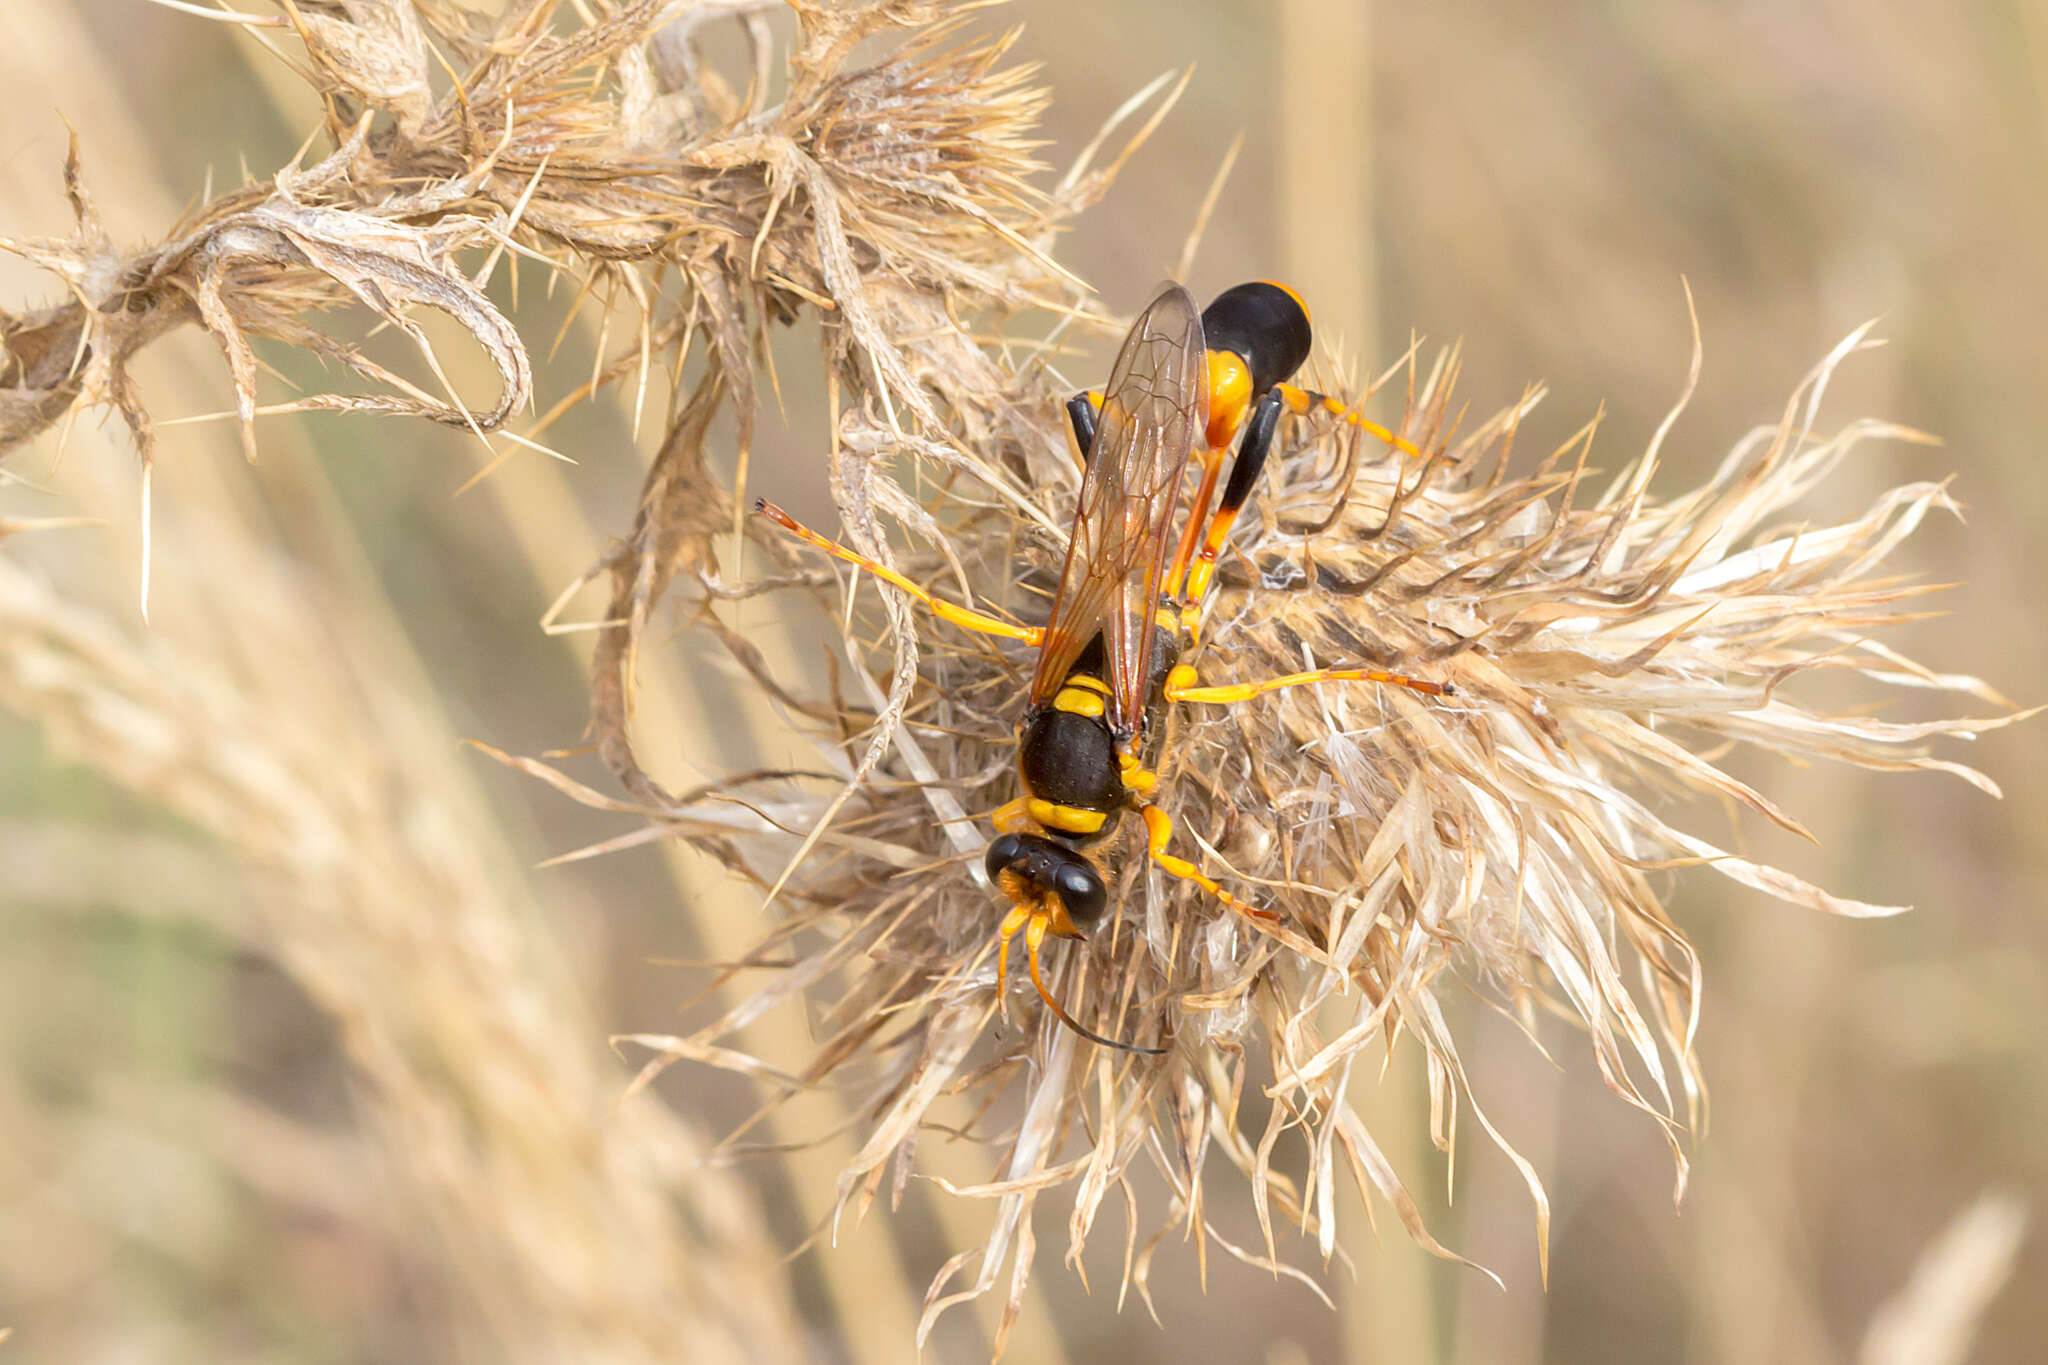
[1177,385,1286,606]
[1273,382,1425,461]
[754,500,1042,645]
[1066,390,1104,470]
[1163,437,1236,604]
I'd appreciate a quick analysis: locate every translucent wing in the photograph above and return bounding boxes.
[1030,283,1207,738]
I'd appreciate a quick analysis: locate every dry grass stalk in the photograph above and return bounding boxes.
[0,502,806,1362]
[1859,1192,2029,1365]
[2,0,1110,766]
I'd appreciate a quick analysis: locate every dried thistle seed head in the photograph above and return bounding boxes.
[10,0,2019,1347]
[624,317,2017,1342]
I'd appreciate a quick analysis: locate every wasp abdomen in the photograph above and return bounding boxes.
[1200,281,1313,396]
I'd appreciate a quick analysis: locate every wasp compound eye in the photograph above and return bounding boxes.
[985,833,1027,884]
[1053,861,1107,927]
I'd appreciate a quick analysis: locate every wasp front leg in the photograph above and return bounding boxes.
[989,797,1034,834]
[754,500,1043,646]
[1138,805,1276,923]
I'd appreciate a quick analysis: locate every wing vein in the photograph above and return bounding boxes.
[1029,284,1207,738]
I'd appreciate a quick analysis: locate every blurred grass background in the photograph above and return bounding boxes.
[2,2,2043,1362]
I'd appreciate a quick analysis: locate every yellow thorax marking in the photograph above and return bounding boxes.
[1026,798,1107,835]
[1053,686,1106,718]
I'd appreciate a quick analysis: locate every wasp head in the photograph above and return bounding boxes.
[985,832,1106,932]
[984,833,1162,1056]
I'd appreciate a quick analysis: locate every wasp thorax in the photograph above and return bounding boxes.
[1018,709,1124,813]
[985,833,1107,929]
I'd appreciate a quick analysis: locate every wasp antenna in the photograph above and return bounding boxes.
[1024,914,1168,1058]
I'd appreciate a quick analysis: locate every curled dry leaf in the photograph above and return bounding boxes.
[5,0,1090,791]
[0,121,528,465]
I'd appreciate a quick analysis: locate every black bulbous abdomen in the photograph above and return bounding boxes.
[1201,281,1312,396]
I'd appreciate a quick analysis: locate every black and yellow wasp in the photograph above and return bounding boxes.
[758,281,1452,1053]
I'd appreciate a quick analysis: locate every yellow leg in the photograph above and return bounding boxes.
[755,500,1042,645]
[1165,661,1453,704]
[1274,382,1423,460]
[1140,805,1275,923]
[993,897,1166,1055]
[1024,915,1165,1056]
[1164,442,1229,602]
[1118,753,1159,797]
[1180,485,1243,607]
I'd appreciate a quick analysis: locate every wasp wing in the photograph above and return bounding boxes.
[1029,283,1207,738]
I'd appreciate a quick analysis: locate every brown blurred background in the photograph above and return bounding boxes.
[2,2,2043,1362]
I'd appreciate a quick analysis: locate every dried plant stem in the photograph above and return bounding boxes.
[0,462,802,1363]
[1272,10,1419,1350]
[2,0,2025,1355]
[1279,0,1377,368]
[0,5,801,1352]
[478,450,941,1360]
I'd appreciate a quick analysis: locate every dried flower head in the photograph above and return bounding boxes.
[3,1,2023,1355]
[601,305,2019,1347]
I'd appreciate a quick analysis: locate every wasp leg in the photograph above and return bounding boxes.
[1164,661,1453,704]
[1163,439,1233,604]
[1273,381,1423,460]
[1025,913,1167,1056]
[1139,805,1277,923]
[1179,385,1286,606]
[996,898,1165,1055]
[1066,389,1104,470]
[1118,753,1159,798]
[754,500,1043,645]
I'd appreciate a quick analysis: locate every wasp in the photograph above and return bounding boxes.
[757,281,1452,1054]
